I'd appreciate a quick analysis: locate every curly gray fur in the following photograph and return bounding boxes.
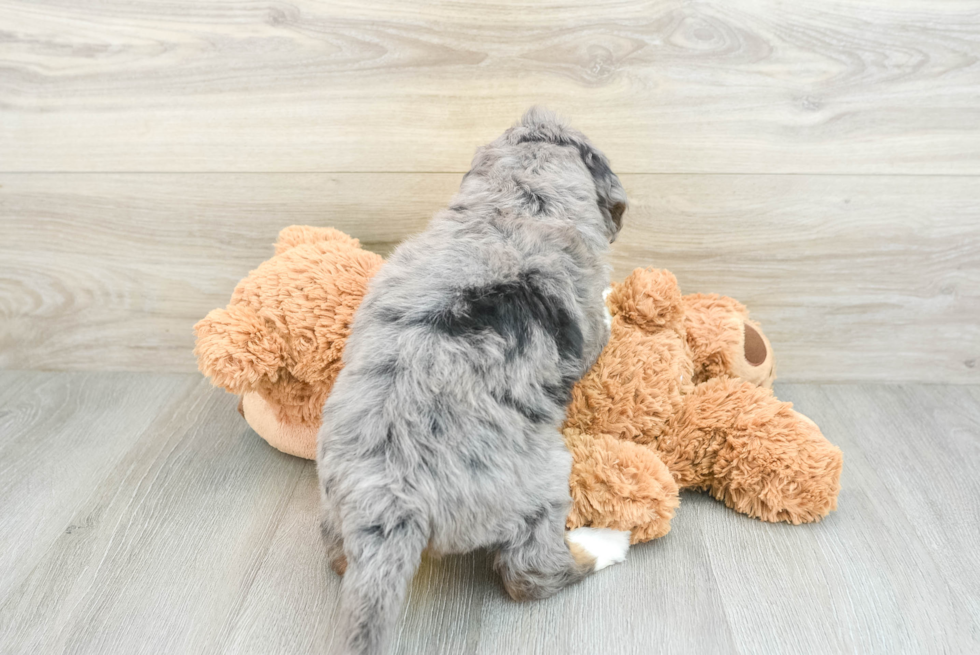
[317,107,627,655]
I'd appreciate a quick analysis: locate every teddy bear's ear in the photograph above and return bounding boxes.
[274,226,360,256]
[193,305,288,393]
[607,267,684,333]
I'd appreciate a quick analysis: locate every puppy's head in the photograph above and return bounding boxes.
[509,107,627,242]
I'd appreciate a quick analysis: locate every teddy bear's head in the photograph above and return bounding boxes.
[682,293,775,388]
[569,267,778,447]
[604,265,776,388]
[194,226,384,458]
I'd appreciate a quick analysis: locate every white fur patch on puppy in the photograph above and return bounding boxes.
[567,527,630,571]
[602,287,613,330]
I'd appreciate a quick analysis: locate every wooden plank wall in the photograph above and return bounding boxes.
[1,0,978,382]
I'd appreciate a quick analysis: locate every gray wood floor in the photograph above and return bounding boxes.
[1,372,977,654]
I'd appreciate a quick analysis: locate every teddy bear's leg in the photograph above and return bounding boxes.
[660,377,842,524]
[563,428,680,544]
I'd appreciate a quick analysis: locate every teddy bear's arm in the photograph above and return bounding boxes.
[563,428,680,544]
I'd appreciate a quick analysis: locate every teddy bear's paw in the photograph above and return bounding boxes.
[566,527,630,571]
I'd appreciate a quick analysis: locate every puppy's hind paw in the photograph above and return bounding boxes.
[567,527,630,571]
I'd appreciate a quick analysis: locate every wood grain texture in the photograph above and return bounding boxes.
[2,173,977,382]
[2,371,979,654]
[472,503,738,655]
[0,371,196,600]
[0,374,312,654]
[697,383,980,654]
[1,0,979,173]
[3,0,978,651]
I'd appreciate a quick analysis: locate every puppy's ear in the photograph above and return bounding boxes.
[577,141,627,240]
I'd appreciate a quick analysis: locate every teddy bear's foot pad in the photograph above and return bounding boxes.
[566,527,630,571]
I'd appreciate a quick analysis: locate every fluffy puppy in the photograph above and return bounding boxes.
[318,108,629,655]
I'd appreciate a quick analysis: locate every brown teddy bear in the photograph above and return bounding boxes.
[194,226,383,459]
[195,227,842,542]
[564,267,842,542]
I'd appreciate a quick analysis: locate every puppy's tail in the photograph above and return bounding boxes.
[339,513,428,655]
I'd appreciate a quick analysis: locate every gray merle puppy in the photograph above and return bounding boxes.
[318,107,630,655]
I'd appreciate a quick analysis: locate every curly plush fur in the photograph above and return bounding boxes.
[564,268,842,540]
[194,227,383,429]
[196,238,843,550]
[317,108,628,655]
